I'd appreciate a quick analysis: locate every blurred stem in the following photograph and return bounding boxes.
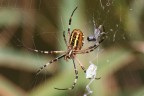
[0,75,27,96]
[0,25,18,47]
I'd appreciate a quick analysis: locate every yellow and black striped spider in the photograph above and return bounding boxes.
[33,7,105,90]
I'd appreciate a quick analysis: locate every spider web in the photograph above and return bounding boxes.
[80,0,127,96]
[83,0,144,96]
[0,0,119,89]
[0,0,138,96]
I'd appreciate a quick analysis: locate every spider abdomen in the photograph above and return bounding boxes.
[69,29,84,50]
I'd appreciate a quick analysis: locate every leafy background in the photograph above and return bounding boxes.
[0,0,144,96]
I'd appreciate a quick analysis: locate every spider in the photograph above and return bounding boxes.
[32,6,105,90]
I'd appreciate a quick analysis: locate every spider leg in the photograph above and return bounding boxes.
[75,33,106,54]
[36,54,66,75]
[75,57,101,80]
[67,6,78,37]
[75,57,86,73]
[34,50,65,54]
[54,58,78,90]
[63,31,68,46]
[75,46,98,54]
[26,47,65,54]
[74,43,99,54]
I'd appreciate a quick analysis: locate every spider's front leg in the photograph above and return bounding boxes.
[74,42,100,54]
[76,30,106,54]
[67,6,78,37]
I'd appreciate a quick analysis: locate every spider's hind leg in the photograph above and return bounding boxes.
[75,57,86,73]
[54,59,78,90]
[36,54,66,75]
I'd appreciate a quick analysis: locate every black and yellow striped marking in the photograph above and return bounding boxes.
[69,29,84,50]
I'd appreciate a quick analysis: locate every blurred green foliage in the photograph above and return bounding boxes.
[0,0,144,96]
